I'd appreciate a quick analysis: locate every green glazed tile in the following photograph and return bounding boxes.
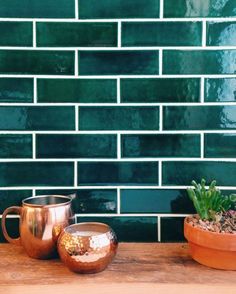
[37,22,117,47]
[163,106,236,130]
[205,78,236,102]
[36,189,117,214]
[0,218,19,242]
[0,0,75,18]
[207,22,236,46]
[78,51,159,75]
[0,50,74,75]
[161,217,185,242]
[164,0,236,17]
[78,162,159,186]
[0,106,75,130]
[0,78,33,103]
[0,162,74,187]
[163,50,236,75]
[162,161,236,186]
[0,22,32,46]
[36,134,117,158]
[37,79,117,103]
[77,216,158,242]
[79,106,159,130]
[120,189,194,214]
[0,135,32,158]
[121,78,200,103]
[0,190,32,213]
[122,22,202,46]
[79,0,159,19]
[205,133,236,158]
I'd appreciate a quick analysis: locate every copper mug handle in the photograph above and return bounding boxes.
[1,206,21,245]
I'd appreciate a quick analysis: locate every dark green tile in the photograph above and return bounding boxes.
[205,78,236,102]
[37,22,117,47]
[0,78,33,103]
[207,22,236,46]
[0,190,32,213]
[78,51,159,75]
[0,135,32,158]
[0,22,32,46]
[0,106,75,130]
[78,162,159,186]
[121,134,200,158]
[0,0,75,18]
[77,216,157,242]
[36,134,117,158]
[37,79,117,103]
[0,218,19,243]
[0,50,74,75]
[121,78,200,103]
[122,22,202,46]
[163,106,236,130]
[162,161,236,186]
[79,106,159,130]
[121,189,194,214]
[164,0,236,17]
[79,0,159,19]
[163,50,236,75]
[161,217,185,242]
[205,133,236,158]
[0,162,74,187]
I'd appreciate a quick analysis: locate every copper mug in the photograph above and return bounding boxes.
[1,195,75,259]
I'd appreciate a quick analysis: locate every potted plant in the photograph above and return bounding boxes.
[184,179,236,270]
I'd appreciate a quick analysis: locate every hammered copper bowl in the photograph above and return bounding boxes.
[57,222,118,274]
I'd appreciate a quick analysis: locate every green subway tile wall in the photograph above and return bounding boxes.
[0,0,235,243]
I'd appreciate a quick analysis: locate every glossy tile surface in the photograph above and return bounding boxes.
[37,22,117,47]
[0,190,32,213]
[37,79,117,103]
[0,22,32,46]
[207,21,236,46]
[163,106,236,130]
[36,134,117,158]
[121,78,200,103]
[0,106,75,130]
[78,51,159,75]
[0,218,19,242]
[79,106,159,130]
[205,133,236,158]
[0,135,32,158]
[77,162,159,186]
[163,50,236,74]
[205,78,236,102]
[122,22,202,46]
[0,50,74,75]
[161,217,185,242]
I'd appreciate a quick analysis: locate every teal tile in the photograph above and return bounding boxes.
[79,106,159,130]
[0,50,74,75]
[0,190,32,213]
[78,162,159,186]
[0,22,32,46]
[205,78,236,102]
[79,0,159,19]
[120,189,194,214]
[207,22,236,46]
[77,216,158,242]
[0,0,75,18]
[37,22,117,47]
[0,78,33,103]
[121,78,200,103]
[78,51,159,75]
[0,135,32,158]
[163,50,236,75]
[161,217,185,242]
[205,133,236,158]
[163,106,236,130]
[0,106,75,130]
[164,0,236,17]
[121,134,200,157]
[36,189,117,214]
[0,162,74,187]
[37,79,117,103]
[0,218,19,243]
[162,161,236,186]
[122,22,202,46]
[36,134,117,158]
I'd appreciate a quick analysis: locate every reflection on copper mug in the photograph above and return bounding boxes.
[1,195,75,259]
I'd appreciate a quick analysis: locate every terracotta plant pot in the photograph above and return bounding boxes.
[184,217,236,270]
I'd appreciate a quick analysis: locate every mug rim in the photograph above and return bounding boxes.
[22,195,72,208]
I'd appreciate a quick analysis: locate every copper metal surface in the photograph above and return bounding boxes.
[58,222,118,274]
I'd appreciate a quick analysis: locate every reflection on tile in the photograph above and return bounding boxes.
[0,190,32,213]
[205,133,236,158]
[161,217,185,242]
[205,78,236,102]
[0,135,32,158]
[207,22,236,46]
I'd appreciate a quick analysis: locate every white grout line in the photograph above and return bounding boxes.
[159,49,163,75]
[75,106,79,130]
[32,133,36,159]
[159,105,163,131]
[117,188,121,214]
[118,21,121,47]
[159,0,164,19]
[201,133,204,159]
[200,77,204,103]
[74,50,78,76]
[75,0,79,19]
[117,133,121,159]
[33,21,36,47]
[33,78,37,103]
[32,189,36,197]
[117,78,120,103]
[157,216,161,242]
[158,160,162,186]
[74,161,77,187]
[202,20,207,47]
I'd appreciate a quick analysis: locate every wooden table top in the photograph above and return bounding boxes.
[0,243,235,294]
